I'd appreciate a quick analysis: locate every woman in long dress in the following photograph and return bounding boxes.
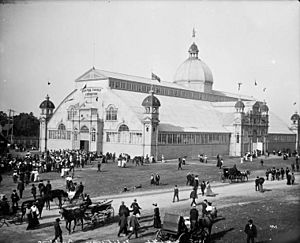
[205,181,215,196]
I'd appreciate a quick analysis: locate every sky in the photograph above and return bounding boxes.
[0,1,299,125]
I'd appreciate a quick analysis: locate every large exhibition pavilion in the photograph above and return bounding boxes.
[39,40,297,160]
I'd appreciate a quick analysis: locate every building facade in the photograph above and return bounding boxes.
[39,40,296,159]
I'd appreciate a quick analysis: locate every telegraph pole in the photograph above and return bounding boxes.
[7,109,15,144]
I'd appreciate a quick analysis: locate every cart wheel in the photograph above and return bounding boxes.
[178,232,189,243]
[156,229,168,241]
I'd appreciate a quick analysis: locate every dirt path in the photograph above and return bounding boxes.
[1,173,299,243]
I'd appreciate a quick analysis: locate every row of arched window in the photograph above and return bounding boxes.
[67,105,118,121]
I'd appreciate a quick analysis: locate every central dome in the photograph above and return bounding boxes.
[173,42,213,93]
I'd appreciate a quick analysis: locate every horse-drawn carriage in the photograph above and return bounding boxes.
[221,166,250,183]
[84,199,114,226]
[60,199,114,234]
[156,212,215,243]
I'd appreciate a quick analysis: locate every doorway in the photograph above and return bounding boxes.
[80,140,89,151]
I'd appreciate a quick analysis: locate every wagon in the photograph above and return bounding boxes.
[220,167,250,183]
[155,213,190,243]
[84,199,114,226]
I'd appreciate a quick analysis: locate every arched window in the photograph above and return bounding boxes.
[91,128,96,142]
[106,105,118,121]
[73,128,78,141]
[80,125,89,133]
[58,123,66,130]
[118,124,129,143]
[118,124,129,132]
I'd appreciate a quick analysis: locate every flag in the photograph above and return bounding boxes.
[151,73,161,82]
[263,88,266,92]
[81,83,87,91]
[47,81,51,85]
[96,97,98,101]
[238,82,242,91]
[192,28,196,38]
[254,80,257,86]
[293,102,297,106]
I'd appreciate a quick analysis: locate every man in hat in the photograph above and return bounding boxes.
[190,204,199,233]
[130,199,141,218]
[31,184,37,200]
[17,180,25,199]
[11,189,20,213]
[127,214,140,239]
[52,218,63,243]
[173,185,179,202]
[244,219,257,243]
[153,203,161,228]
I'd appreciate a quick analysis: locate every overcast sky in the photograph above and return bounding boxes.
[0,1,299,125]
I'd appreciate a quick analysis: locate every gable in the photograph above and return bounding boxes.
[76,68,108,82]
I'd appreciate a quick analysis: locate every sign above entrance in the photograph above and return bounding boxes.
[83,87,102,98]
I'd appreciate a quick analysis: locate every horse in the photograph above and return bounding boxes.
[240,170,251,181]
[197,209,217,240]
[60,205,87,234]
[47,189,68,209]
[21,197,45,221]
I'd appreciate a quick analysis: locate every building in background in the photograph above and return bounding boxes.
[39,39,296,159]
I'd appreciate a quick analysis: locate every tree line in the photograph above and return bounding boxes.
[0,111,39,137]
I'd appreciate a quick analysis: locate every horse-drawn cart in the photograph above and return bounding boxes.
[156,213,212,243]
[220,167,250,183]
[84,200,114,226]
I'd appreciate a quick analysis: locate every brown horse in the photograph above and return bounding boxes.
[197,208,217,240]
[60,205,87,234]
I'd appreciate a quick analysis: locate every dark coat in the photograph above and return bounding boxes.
[119,205,129,217]
[17,182,25,191]
[190,208,199,221]
[119,214,128,227]
[54,221,62,236]
[129,215,140,231]
[244,223,257,238]
[190,190,198,199]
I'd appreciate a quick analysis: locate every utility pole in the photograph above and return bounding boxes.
[7,109,15,144]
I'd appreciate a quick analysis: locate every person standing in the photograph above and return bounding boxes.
[11,190,20,213]
[255,177,260,191]
[291,172,295,185]
[189,204,199,232]
[31,184,37,200]
[38,180,45,197]
[52,218,63,243]
[155,173,160,185]
[190,188,197,206]
[153,203,161,228]
[31,202,40,228]
[244,219,257,243]
[173,185,179,202]
[178,157,182,170]
[127,214,140,239]
[130,199,141,218]
[118,201,129,237]
[17,180,25,199]
[200,181,206,196]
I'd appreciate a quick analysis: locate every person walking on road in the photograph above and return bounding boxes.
[190,188,197,206]
[173,185,179,202]
[127,214,140,239]
[52,218,63,243]
[17,180,25,199]
[200,181,206,196]
[244,219,257,243]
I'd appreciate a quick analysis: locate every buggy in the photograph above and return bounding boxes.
[220,167,250,183]
[155,213,212,243]
[84,199,114,226]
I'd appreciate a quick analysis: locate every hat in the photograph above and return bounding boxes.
[56,218,60,222]
[248,219,253,224]
[152,203,157,207]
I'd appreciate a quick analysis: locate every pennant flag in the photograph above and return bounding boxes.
[263,88,266,92]
[238,82,242,91]
[192,28,196,38]
[151,73,161,82]
[81,83,87,91]
[47,81,51,85]
[254,80,257,86]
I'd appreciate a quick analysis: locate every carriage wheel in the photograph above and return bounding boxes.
[178,233,190,243]
[155,229,169,241]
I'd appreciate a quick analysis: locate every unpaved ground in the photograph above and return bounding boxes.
[1,173,299,243]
